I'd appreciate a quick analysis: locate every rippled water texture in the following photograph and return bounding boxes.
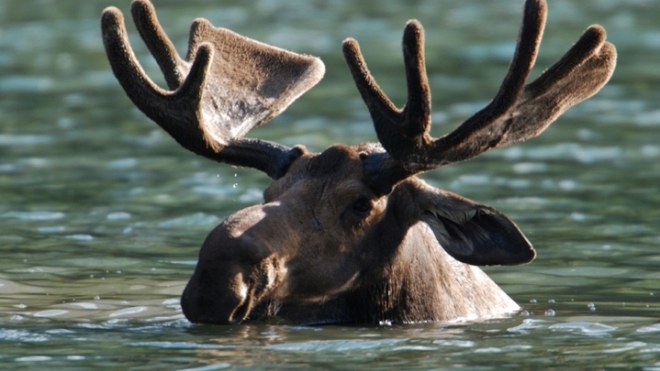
[1,0,660,369]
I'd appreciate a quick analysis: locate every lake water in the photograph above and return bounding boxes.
[1,0,660,369]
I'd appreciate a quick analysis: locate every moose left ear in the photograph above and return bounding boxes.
[420,188,536,266]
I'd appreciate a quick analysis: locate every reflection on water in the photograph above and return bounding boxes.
[1,0,660,369]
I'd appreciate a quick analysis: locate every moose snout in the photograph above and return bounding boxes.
[181,206,287,324]
[181,265,250,324]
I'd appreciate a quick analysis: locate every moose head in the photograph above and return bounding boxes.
[101,0,616,325]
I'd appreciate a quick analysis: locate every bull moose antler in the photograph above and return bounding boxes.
[100,0,324,178]
[344,0,616,193]
[101,0,615,192]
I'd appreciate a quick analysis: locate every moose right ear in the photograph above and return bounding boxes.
[418,187,535,266]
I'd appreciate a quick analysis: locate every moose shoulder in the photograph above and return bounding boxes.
[101,0,616,325]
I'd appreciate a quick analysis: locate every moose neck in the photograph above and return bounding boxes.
[362,221,521,323]
[273,205,521,325]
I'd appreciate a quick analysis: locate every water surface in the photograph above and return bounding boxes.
[1,0,660,369]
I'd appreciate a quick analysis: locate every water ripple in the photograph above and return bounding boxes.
[502,143,622,163]
[109,306,149,318]
[548,322,617,335]
[0,134,53,146]
[15,356,52,362]
[65,234,94,241]
[0,211,64,221]
[33,309,69,318]
[637,324,660,333]
[177,363,232,371]
[0,329,48,342]
[158,213,221,229]
[265,339,406,352]
[508,319,548,333]
[432,339,476,348]
[0,76,53,92]
[128,341,232,350]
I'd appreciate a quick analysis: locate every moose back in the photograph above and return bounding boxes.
[100,0,616,324]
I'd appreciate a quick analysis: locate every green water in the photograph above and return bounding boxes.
[1,0,660,369]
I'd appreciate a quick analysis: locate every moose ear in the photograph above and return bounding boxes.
[419,188,535,266]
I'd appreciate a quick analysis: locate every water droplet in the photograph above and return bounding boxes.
[587,302,596,311]
[545,309,555,316]
[529,299,537,303]
[94,296,100,300]
[233,183,238,188]
[548,299,555,303]
[520,310,530,316]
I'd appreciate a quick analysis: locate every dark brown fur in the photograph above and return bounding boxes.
[181,145,527,324]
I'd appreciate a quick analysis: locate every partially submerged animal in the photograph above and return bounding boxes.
[100,0,616,324]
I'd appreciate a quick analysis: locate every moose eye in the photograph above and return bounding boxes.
[352,198,373,215]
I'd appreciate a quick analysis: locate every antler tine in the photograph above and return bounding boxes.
[400,20,432,141]
[342,39,401,134]
[101,6,172,121]
[431,0,546,160]
[101,0,325,179]
[130,0,185,90]
[522,25,615,114]
[342,20,432,162]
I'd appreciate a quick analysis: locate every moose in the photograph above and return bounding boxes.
[101,0,616,325]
